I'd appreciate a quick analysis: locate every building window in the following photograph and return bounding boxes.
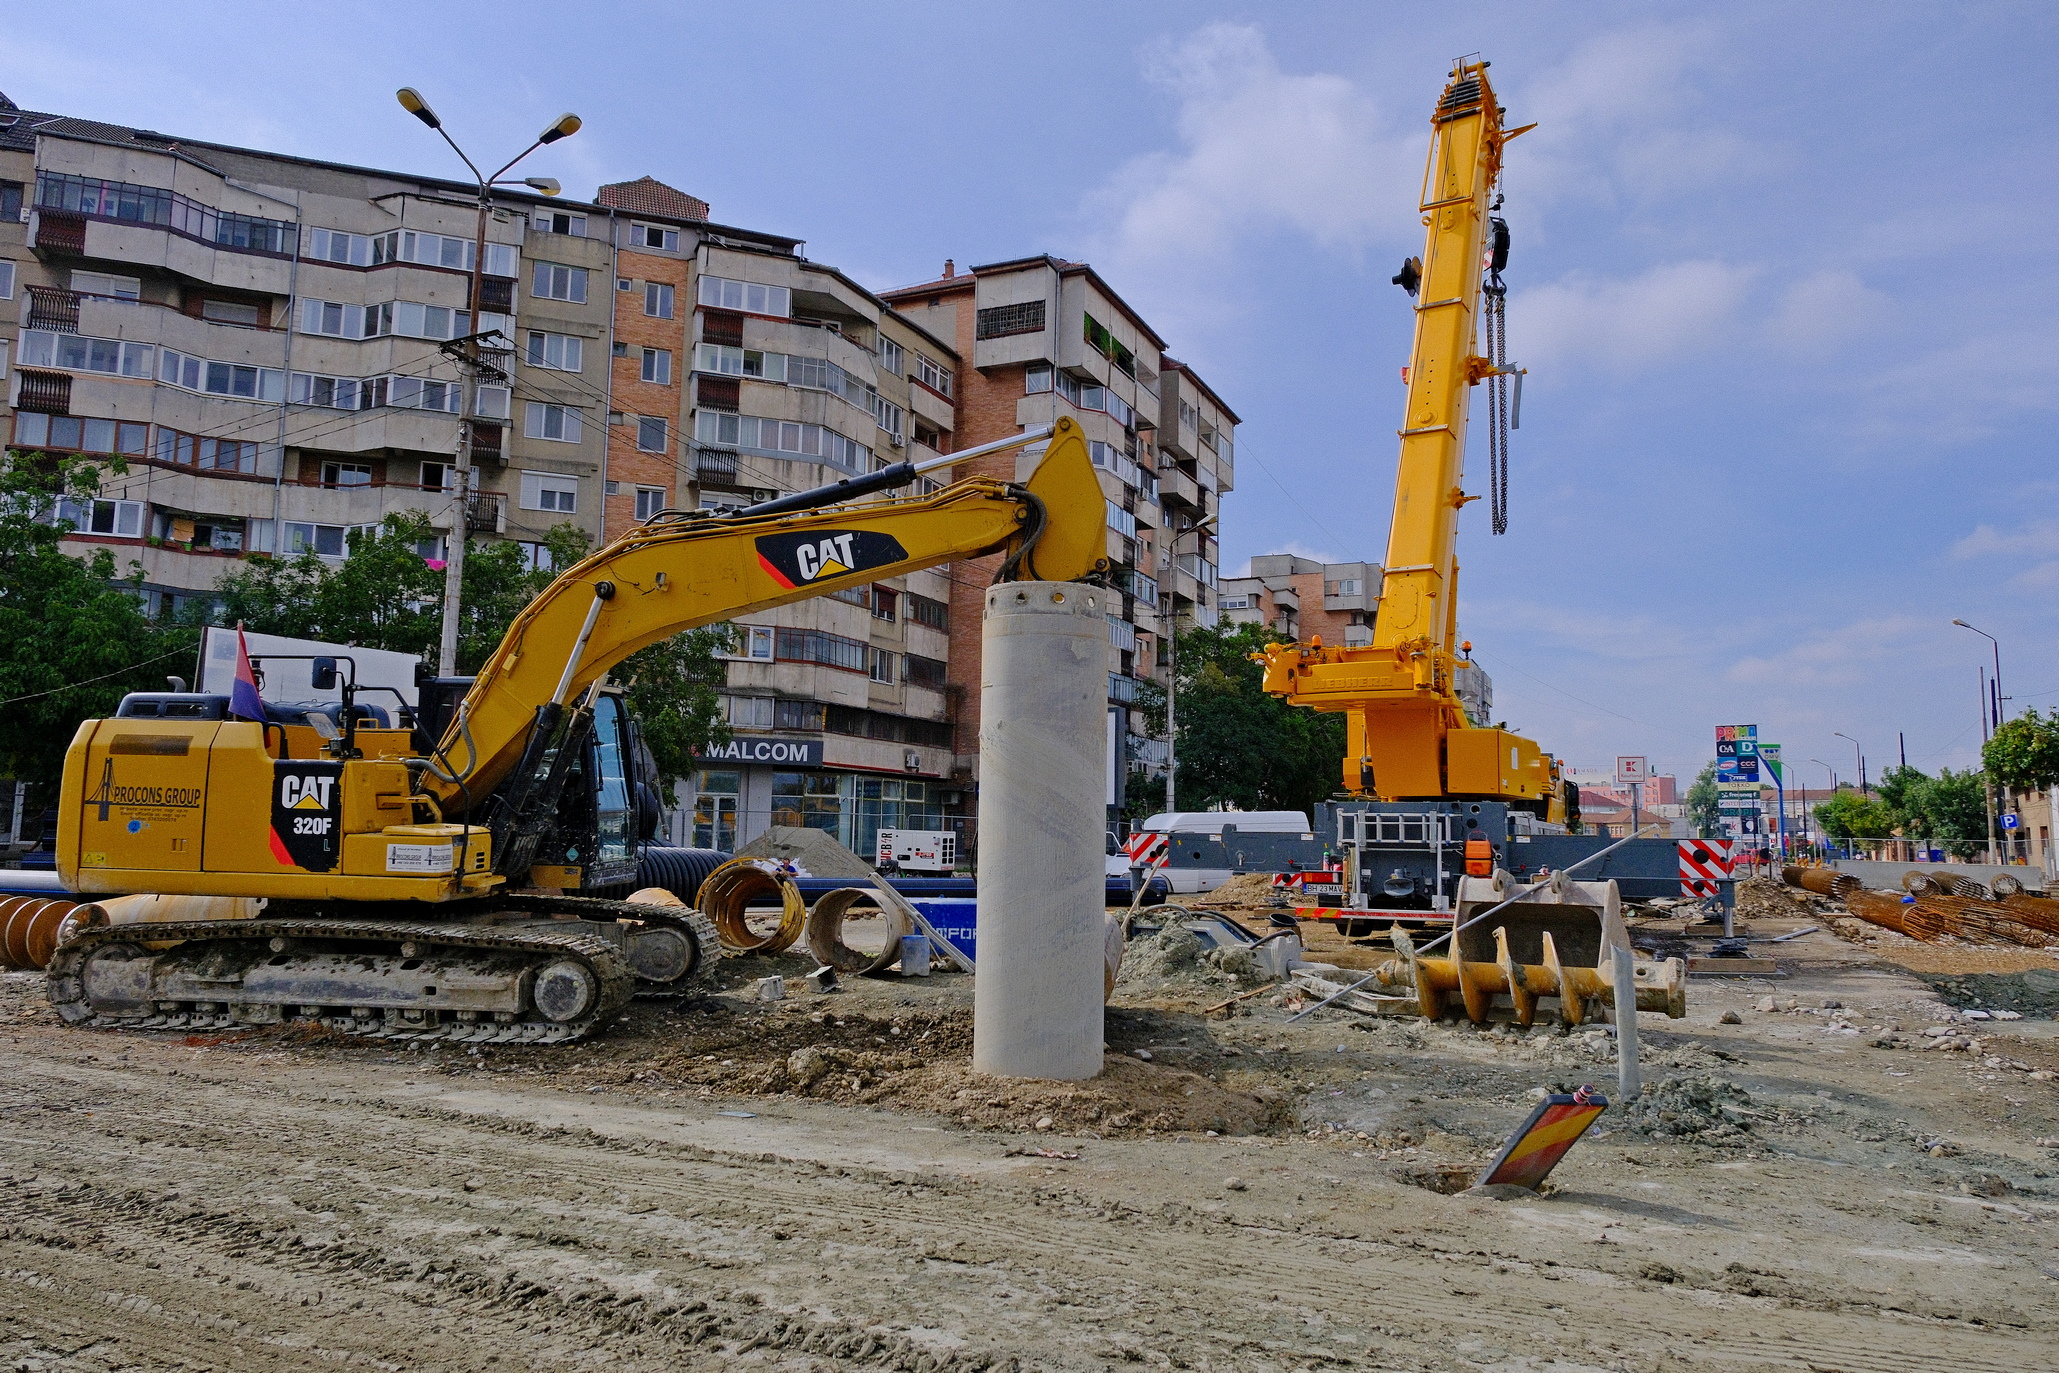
[775,627,869,672]
[906,593,947,632]
[636,417,668,452]
[422,461,455,492]
[916,353,952,396]
[515,540,558,572]
[634,486,667,520]
[320,461,373,489]
[1105,500,1137,538]
[530,261,588,303]
[536,210,586,237]
[1083,313,1137,378]
[304,227,372,266]
[691,412,869,472]
[522,402,583,443]
[719,625,775,661]
[870,586,898,621]
[0,263,11,301]
[640,347,672,384]
[285,522,352,557]
[36,172,295,253]
[11,413,148,457]
[976,300,1045,339]
[644,282,674,318]
[903,653,946,690]
[632,222,680,251]
[877,336,904,375]
[696,275,790,317]
[72,270,140,300]
[0,339,8,379]
[868,647,896,685]
[525,331,583,372]
[519,470,580,512]
[0,182,17,226]
[148,426,258,472]
[200,298,263,326]
[19,330,154,380]
[52,497,145,539]
[725,695,775,728]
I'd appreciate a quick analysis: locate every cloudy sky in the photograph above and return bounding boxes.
[9,2,2056,786]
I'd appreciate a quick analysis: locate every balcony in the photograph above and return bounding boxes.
[475,276,516,313]
[29,210,86,255]
[1158,464,1201,511]
[465,490,507,534]
[14,370,72,415]
[24,286,81,332]
[469,421,505,464]
[695,447,740,485]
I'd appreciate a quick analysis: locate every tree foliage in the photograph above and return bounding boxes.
[1983,708,2059,792]
[1814,788,1896,839]
[0,453,197,790]
[1685,762,1720,837]
[1168,621,1346,816]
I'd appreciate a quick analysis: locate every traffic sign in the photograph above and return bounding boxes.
[1616,756,1648,785]
[2003,813,2020,831]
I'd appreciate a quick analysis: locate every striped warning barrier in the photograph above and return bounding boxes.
[1679,839,1734,897]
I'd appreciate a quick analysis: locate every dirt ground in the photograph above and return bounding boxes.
[3,891,2058,1372]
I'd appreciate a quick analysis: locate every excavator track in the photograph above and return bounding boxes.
[47,917,641,1044]
[485,893,724,997]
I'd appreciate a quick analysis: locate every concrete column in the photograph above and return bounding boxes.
[974,581,1108,1081]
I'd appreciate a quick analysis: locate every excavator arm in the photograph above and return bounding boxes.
[424,415,1107,811]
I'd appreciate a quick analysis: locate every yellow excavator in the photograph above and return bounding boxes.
[1256,58,1569,823]
[47,418,1108,1042]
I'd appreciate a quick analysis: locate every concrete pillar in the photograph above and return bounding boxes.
[974,581,1108,1080]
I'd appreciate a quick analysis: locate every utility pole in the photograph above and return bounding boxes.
[397,88,581,676]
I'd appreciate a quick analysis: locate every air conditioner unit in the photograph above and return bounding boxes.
[904,750,921,772]
[889,433,906,448]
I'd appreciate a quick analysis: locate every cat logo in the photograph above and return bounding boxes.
[754,529,909,590]
[280,774,336,810]
[269,761,345,872]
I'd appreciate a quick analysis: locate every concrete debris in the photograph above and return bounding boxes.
[1609,1076,1758,1145]
[1718,1010,1743,1024]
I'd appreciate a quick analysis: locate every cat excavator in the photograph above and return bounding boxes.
[45,419,1108,1042]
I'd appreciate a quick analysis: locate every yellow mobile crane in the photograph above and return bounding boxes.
[47,420,1108,1041]
[1256,58,1567,822]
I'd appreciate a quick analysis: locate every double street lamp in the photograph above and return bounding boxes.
[1832,730,1866,794]
[396,87,582,675]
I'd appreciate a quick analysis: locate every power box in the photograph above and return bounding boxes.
[877,828,957,875]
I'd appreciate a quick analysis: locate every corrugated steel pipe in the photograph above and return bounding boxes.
[697,858,806,955]
[635,846,731,907]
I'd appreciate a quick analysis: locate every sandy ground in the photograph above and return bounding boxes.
[3,896,2057,1372]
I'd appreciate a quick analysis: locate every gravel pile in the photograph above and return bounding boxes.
[1611,1075,1757,1145]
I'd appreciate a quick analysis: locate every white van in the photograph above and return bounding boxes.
[1108,811,1316,895]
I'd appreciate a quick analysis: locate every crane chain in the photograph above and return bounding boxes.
[1483,275,1510,537]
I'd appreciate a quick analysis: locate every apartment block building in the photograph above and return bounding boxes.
[0,94,967,863]
[1220,553,1379,648]
[880,257,1239,821]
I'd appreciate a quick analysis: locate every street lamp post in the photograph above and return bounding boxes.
[1809,758,1836,854]
[1833,731,1866,795]
[1162,513,1217,815]
[1952,618,2005,863]
[397,88,581,676]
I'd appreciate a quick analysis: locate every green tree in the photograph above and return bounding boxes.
[1815,789,1896,840]
[615,626,731,803]
[1983,708,2059,792]
[0,453,197,790]
[1685,761,1720,837]
[1168,621,1346,815]
[1874,763,1930,831]
[1899,767,1990,859]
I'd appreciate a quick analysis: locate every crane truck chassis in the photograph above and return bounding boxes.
[46,420,1109,1042]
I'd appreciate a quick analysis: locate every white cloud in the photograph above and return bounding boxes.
[1081,23,1417,334]
[1516,259,1757,375]
[1951,520,2059,559]
[1724,615,1932,688]
[1765,269,1895,353]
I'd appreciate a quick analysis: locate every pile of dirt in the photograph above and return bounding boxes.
[734,826,877,879]
[1113,925,1250,995]
[1915,967,2059,1017]
[1195,871,1288,907]
[908,1055,1288,1137]
[1607,1075,1756,1145]
[1737,876,1822,921]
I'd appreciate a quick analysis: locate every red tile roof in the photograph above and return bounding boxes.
[596,176,709,223]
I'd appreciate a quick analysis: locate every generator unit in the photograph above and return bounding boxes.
[877,828,957,875]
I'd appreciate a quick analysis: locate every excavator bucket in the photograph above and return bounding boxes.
[1367,874,1686,1025]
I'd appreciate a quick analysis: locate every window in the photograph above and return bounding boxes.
[372,229,494,273]
[916,353,952,396]
[829,583,869,607]
[695,343,789,381]
[0,339,8,379]
[285,522,349,557]
[1025,365,1053,395]
[531,261,588,303]
[636,417,668,452]
[877,336,904,375]
[617,277,632,292]
[321,461,373,489]
[719,625,775,661]
[475,383,511,419]
[868,647,895,685]
[691,412,869,471]
[632,222,680,251]
[0,261,12,300]
[54,497,145,539]
[725,695,775,728]
[200,298,263,326]
[903,654,946,690]
[12,413,148,457]
[1108,615,1137,651]
[515,540,558,572]
[522,402,583,443]
[300,299,365,338]
[519,470,580,512]
[644,281,674,318]
[871,586,897,622]
[776,699,824,730]
[525,330,584,372]
[1083,313,1136,378]
[695,275,790,316]
[36,172,294,253]
[20,330,154,379]
[149,426,258,472]
[422,461,455,492]
[634,486,667,520]
[775,627,868,672]
[72,270,141,300]
[305,227,372,266]
[387,376,461,412]
[907,593,947,632]
[535,210,586,237]
[1106,500,1137,537]
[640,347,672,384]
[869,393,903,437]
[976,300,1044,339]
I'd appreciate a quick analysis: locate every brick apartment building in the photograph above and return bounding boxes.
[1220,553,1379,647]
[880,257,1239,826]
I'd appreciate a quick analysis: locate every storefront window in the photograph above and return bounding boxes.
[848,777,941,862]
[694,769,740,850]
[771,772,845,836]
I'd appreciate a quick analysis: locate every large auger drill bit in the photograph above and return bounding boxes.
[1372,924,1687,1026]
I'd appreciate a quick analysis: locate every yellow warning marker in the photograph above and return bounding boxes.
[1475,1087,1607,1191]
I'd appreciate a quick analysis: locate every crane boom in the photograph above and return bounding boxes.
[1257,60,1559,818]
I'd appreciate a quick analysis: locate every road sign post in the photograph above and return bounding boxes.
[1616,756,1648,838]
